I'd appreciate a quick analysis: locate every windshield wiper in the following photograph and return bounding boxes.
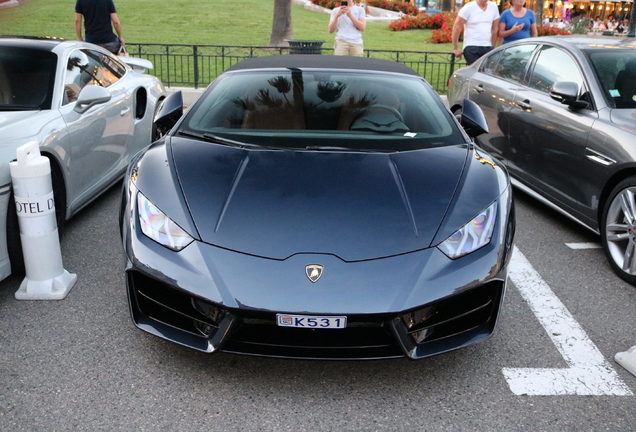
[305,146,395,153]
[177,130,265,149]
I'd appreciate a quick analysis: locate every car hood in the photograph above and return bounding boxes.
[167,137,469,262]
[610,108,636,133]
[0,110,51,141]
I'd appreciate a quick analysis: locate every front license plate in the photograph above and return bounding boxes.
[276,314,347,329]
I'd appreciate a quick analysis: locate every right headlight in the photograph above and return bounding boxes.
[137,192,194,251]
[437,202,497,259]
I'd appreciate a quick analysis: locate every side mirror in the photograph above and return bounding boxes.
[550,81,589,109]
[459,98,489,137]
[154,91,183,136]
[74,85,111,114]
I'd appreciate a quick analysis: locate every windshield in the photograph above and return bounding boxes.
[0,46,57,111]
[587,48,636,109]
[180,69,465,151]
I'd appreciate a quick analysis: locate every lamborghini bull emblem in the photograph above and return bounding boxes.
[305,264,323,283]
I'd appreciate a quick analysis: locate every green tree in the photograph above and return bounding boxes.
[628,5,636,37]
[269,0,294,46]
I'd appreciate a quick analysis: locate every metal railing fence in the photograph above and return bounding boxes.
[125,43,464,93]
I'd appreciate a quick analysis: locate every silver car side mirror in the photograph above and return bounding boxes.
[74,85,111,114]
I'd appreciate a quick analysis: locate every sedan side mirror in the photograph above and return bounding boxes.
[550,81,589,109]
[154,91,184,136]
[459,98,489,138]
[74,85,111,114]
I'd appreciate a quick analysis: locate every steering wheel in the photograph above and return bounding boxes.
[350,104,404,127]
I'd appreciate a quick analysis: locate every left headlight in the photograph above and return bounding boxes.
[438,202,497,259]
[137,192,194,251]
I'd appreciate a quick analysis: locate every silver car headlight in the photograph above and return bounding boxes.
[438,202,497,259]
[137,192,194,251]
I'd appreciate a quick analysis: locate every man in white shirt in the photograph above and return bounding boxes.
[328,1,366,56]
[451,0,500,65]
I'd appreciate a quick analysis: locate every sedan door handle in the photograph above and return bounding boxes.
[516,100,532,111]
[472,84,485,94]
[120,107,131,116]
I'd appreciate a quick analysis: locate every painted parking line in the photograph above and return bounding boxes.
[502,246,633,396]
[565,242,602,250]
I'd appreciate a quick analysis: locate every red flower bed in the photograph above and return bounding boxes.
[310,0,341,8]
[311,0,419,15]
[536,26,571,36]
[391,12,570,43]
[389,11,458,43]
[366,0,419,15]
[389,11,455,31]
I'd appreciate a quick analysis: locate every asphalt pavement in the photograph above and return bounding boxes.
[0,87,634,431]
[0,171,635,431]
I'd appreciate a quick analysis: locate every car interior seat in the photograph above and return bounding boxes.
[614,58,636,108]
[337,84,403,131]
[241,78,306,130]
[0,63,12,105]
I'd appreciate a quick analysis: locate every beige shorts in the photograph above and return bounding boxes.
[334,39,364,57]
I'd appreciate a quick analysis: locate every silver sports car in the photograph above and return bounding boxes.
[0,36,166,279]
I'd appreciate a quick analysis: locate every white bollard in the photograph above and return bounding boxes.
[9,142,77,300]
[615,346,636,377]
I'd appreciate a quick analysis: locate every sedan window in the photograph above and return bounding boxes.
[480,49,504,76]
[491,44,536,83]
[528,46,584,95]
[588,50,636,109]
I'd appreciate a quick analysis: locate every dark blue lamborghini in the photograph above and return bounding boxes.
[120,55,515,360]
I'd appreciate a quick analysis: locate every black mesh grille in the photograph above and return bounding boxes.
[127,269,503,360]
[404,281,502,344]
[129,271,222,337]
[222,319,403,360]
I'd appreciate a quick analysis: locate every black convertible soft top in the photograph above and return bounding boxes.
[226,54,421,76]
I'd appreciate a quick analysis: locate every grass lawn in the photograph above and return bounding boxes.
[0,0,451,52]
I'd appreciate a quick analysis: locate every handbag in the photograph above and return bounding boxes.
[118,45,129,57]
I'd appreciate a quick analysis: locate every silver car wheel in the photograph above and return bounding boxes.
[605,185,636,276]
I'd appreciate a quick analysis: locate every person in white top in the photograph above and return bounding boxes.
[451,0,500,65]
[328,0,366,56]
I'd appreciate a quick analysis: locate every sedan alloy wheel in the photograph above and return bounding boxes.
[603,177,636,285]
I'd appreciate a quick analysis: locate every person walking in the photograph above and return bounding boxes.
[451,0,500,65]
[328,1,366,57]
[498,0,538,44]
[75,0,124,55]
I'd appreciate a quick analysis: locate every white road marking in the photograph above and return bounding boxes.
[502,246,633,396]
[565,242,602,250]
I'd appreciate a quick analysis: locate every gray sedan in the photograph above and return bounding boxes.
[448,36,636,285]
[0,36,166,279]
